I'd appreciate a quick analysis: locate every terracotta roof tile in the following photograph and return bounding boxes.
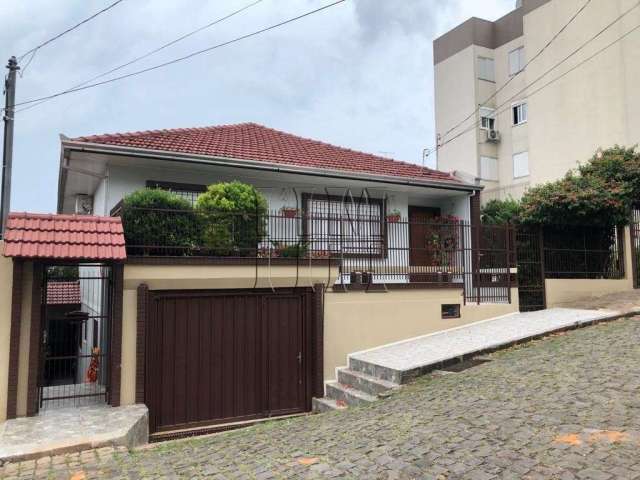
[2,213,126,260]
[72,122,462,185]
[47,281,81,305]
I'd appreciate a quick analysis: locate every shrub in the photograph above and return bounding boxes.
[121,189,203,255]
[519,173,628,227]
[196,182,268,256]
[481,198,521,225]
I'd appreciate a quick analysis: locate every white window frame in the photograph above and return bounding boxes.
[480,156,499,181]
[479,107,496,131]
[477,56,495,82]
[508,46,525,76]
[513,151,530,179]
[512,101,528,126]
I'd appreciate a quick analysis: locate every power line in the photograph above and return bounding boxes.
[17,0,125,62]
[16,0,264,113]
[438,21,640,153]
[7,0,347,111]
[441,0,594,142]
[428,0,640,161]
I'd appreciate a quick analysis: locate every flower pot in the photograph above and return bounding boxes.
[386,214,401,223]
[280,208,298,218]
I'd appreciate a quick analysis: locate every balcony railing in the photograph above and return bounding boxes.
[118,207,514,298]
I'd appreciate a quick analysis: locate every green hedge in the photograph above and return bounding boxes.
[196,182,268,256]
[121,189,203,255]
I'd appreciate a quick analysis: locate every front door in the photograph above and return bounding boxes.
[408,206,441,283]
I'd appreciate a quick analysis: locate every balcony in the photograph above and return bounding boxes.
[116,207,514,296]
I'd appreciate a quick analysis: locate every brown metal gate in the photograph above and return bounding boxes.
[631,207,640,288]
[145,289,312,434]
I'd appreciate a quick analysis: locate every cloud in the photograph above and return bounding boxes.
[0,0,513,212]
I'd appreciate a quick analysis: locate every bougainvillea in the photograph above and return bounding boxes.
[515,146,639,227]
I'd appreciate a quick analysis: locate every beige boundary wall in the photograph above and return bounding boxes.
[324,288,519,380]
[0,247,13,423]
[545,227,635,307]
[120,263,520,401]
[120,263,339,405]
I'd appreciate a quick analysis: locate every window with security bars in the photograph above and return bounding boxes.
[305,197,384,256]
[146,181,207,206]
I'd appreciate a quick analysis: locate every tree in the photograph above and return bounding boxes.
[481,198,521,225]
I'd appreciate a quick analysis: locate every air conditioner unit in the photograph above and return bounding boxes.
[75,195,94,215]
[486,129,501,143]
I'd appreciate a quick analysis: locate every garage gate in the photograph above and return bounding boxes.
[144,288,320,435]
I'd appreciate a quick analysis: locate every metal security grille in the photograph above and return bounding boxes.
[515,227,546,312]
[629,207,640,288]
[39,264,113,410]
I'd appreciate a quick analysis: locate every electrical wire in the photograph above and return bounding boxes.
[17,0,125,62]
[441,0,594,142]
[15,0,264,113]
[7,0,347,111]
[426,0,640,162]
[437,21,640,152]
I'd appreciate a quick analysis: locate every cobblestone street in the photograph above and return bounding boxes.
[2,316,639,480]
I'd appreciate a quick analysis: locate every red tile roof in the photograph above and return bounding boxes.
[72,123,462,185]
[47,281,81,305]
[2,213,126,260]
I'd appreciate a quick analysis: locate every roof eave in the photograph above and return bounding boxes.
[61,139,482,193]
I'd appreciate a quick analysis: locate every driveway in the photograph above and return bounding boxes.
[2,317,640,479]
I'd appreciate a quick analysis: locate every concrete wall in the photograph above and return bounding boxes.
[0,247,13,422]
[119,263,340,405]
[119,263,519,399]
[545,227,635,307]
[324,288,519,380]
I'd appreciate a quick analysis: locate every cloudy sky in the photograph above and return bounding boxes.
[0,0,513,213]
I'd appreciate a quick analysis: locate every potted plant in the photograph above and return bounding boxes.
[386,209,402,223]
[280,206,299,218]
[425,216,460,283]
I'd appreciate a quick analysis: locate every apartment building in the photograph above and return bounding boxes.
[433,0,640,202]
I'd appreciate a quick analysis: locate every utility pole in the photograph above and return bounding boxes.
[1,56,18,238]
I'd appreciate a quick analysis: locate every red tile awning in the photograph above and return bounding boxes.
[2,212,126,260]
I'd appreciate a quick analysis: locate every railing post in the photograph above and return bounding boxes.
[506,223,511,304]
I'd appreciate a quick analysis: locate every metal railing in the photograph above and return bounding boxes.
[542,225,624,279]
[119,207,514,302]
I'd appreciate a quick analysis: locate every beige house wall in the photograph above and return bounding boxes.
[545,227,635,307]
[323,288,518,380]
[0,249,13,422]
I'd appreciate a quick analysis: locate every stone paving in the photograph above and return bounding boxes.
[349,308,617,377]
[2,315,639,479]
[0,405,148,463]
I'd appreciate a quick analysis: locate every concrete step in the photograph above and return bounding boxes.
[348,356,404,385]
[325,381,378,407]
[312,397,348,413]
[336,367,400,397]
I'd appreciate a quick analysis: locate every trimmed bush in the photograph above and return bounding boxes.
[121,189,203,255]
[196,182,268,256]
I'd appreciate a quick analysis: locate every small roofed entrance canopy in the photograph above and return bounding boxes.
[2,212,126,260]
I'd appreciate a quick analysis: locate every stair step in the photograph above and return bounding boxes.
[325,382,378,407]
[337,368,400,396]
[312,397,348,413]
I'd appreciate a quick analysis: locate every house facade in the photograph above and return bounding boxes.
[434,0,640,202]
[0,123,520,438]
